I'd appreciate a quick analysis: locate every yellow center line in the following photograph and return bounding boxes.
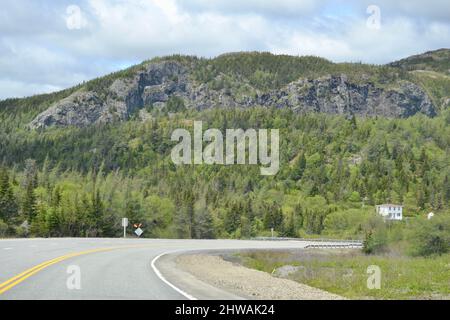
[0,244,154,295]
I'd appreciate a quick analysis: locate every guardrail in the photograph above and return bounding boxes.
[251,237,363,249]
[304,244,363,249]
[252,237,363,244]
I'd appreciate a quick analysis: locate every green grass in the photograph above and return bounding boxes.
[237,250,450,300]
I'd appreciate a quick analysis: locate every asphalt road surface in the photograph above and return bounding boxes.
[0,238,357,300]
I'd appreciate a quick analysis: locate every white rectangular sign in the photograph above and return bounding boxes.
[122,218,129,227]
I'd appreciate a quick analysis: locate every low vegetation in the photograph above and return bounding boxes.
[238,249,450,299]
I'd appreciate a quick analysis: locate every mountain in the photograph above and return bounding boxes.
[0,49,449,242]
[389,48,450,75]
[3,50,447,129]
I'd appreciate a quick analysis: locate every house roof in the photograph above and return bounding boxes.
[376,204,403,208]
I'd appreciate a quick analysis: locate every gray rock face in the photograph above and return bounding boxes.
[256,75,436,118]
[29,91,108,129]
[30,61,188,129]
[29,62,437,129]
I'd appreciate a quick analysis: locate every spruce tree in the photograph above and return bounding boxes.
[224,201,242,234]
[291,152,306,181]
[89,189,104,236]
[22,180,37,223]
[444,175,450,205]
[263,202,283,231]
[194,209,215,239]
[0,168,18,222]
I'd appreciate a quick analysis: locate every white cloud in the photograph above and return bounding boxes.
[268,15,450,64]
[61,0,270,59]
[0,38,105,85]
[0,0,449,99]
[0,79,62,99]
[268,32,354,61]
[371,0,450,22]
[175,0,325,18]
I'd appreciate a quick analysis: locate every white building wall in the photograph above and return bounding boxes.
[376,205,403,221]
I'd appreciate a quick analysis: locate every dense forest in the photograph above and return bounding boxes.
[0,51,449,257]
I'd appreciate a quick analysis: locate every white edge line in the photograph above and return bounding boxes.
[151,252,198,301]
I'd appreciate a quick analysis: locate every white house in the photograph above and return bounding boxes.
[376,204,403,221]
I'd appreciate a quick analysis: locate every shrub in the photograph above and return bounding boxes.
[362,228,388,254]
[407,213,450,256]
[166,96,186,113]
[0,219,8,237]
[323,208,371,238]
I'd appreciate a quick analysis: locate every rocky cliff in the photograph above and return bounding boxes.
[29,53,442,129]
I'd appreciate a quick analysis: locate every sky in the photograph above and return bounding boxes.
[0,0,449,99]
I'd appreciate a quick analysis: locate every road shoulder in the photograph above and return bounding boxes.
[154,251,246,300]
[157,251,344,300]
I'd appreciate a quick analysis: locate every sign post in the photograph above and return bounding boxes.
[122,218,129,238]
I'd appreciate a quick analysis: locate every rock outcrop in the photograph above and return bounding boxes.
[29,60,437,129]
[30,61,188,129]
[256,75,436,118]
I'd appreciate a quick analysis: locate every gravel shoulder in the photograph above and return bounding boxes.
[176,254,344,300]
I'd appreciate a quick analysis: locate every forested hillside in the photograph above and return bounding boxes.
[0,50,449,256]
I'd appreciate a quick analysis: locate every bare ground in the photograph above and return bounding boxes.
[176,254,344,300]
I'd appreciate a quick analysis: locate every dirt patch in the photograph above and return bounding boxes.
[177,254,344,300]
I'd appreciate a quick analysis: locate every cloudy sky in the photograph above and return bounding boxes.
[0,0,449,99]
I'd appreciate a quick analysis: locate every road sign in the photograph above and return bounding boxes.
[135,228,143,237]
[122,218,129,238]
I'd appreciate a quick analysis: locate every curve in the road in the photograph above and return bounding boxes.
[150,252,197,300]
[0,238,361,299]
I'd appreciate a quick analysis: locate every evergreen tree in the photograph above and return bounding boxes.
[224,201,242,234]
[85,189,104,237]
[282,212,296,237]
[194,209,215,239]
[22,180,37,223]
[291,152,306,181]
[23,159,38,188]
[0,168,18,222]
[444,175,450,205]
[187,198,195,239]
[263,202,283,231]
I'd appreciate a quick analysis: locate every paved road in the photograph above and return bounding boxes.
[0,238,357,300]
